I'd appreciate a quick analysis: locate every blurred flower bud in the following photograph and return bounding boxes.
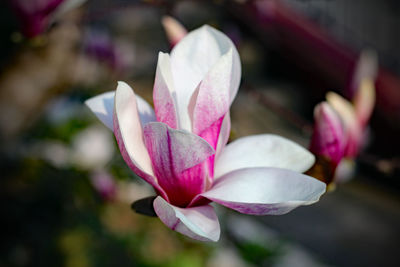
[349,49,378,97]
[326,92,363,158]
[8,0,86,38]
[310,102,345,167]
[354,79,376,128]
[161,16,187,47]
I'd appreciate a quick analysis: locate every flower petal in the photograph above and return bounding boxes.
[85,91,115,130]
[349,49,378,97]
[214,134,315,179]
[85,90,156,130]
[351,50,377,127]
[190,49,233,146]
[326,92,363,157]
[170,25,241,130]
[136,94,158,125]
[187,51,234,180]
[143,122,215,207]
[310,102,345,166]
[153,196,220,242]
[113,81,167,199]
[198,167,326,215]
[153,52,179,129]
[215,112,231,158]
[354,79,376,127]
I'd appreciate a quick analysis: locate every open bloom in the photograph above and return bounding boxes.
[86,26,326,241]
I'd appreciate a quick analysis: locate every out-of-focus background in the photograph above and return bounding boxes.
[1,0,399,266]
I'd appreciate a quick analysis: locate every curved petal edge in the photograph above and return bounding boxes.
[215,134,315,178]
[153,196,220,242]
[199,167,326,215]
[85,89,156,130]
[113,81,167,200]
[85,91,115,130]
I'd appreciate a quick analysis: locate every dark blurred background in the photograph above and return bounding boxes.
[1,1,399,266]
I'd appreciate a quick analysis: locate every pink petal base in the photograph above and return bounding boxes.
[143,122,214,207]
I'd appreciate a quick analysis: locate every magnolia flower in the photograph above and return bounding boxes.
[86,26,326,241]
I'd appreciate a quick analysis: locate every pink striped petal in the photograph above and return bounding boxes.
[85,90,156,130]
[153,196,220,242]
[215,135,315,179]
[215,112,231,158]
[170,25,241,130]
[153,52,179,129]
[190,49,233,144]
[188,51,233,180]
[143,122,215,207]
[208,112,231,186]
[113,82,167,200]
[326,92,363,157]
[310,102,345,166]
[196,167,326,215]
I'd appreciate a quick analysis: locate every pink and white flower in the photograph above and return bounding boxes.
[86,25,326,241]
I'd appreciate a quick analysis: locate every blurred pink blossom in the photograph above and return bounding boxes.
[90,171,117,201]
[8,0,86,38]
[82,29,134,74]
[310,51,377,184]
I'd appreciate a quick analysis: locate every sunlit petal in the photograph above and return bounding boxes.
[85,90,156,130]
[113,82,167,199]
[215,134,315,178]
[153,52,179,129]
[170,25,241,130]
